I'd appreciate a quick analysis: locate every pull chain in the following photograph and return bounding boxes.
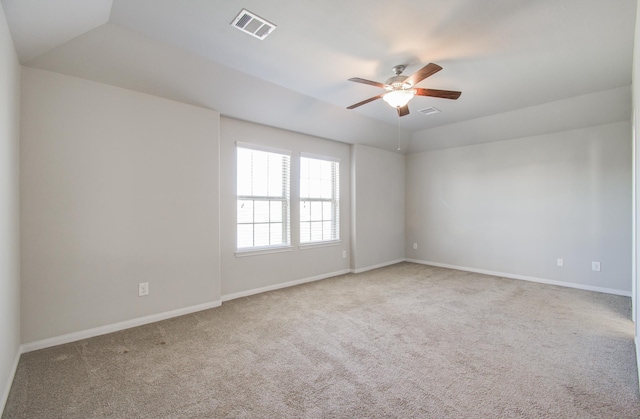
[397,115,401,152]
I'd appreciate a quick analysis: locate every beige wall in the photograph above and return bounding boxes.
[220,117,351,298]
[351,144,405,272]
[20,68,221,344]
[13,68,636,346]
[0,2,20,411]
[407,120,632,294]
[632,0,639,376]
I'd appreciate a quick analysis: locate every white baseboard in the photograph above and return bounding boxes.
[1,348,21,414]
[352,258,406,274]
[21,300,222,354]
[22,268,355,353]
[222,269,351,302]
[405,259,632,297]
[636,336,640,395]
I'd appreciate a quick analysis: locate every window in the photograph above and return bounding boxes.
[300,155,339,244]
[237,144,290,250]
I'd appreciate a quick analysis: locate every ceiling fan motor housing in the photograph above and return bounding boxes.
[384,75,412,91]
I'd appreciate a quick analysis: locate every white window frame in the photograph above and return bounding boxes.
[236,142,291,255]
[299,152,340,246]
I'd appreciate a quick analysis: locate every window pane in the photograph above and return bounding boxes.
[321,160,331,174]
[237,146,290,250]
[321,179,332,199]
[300,177,309,198]
[309,178,321,198]
[300,221,311,243]
[322,202,332,221]
[267,154,282,197]
[300,201,311,222]
[270,201,283,223]
[254,223,269,247]
[252,153,268,196]
[237,224,253,249]
[237,149,252,196]
[299,156,339,244]
[254,200,269,223]
[323,221,333,239]
[309,158,321,180]
[310,221,323,242]
[237,200,254,224]
[310,201,322,221]
[270,223,283,245]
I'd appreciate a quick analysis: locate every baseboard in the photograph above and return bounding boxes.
[405,259,632,297]
[22,267,355,352]
[222,269,351,302]
[352,258,406,274]
[636,336,640,395]
[21,300,222,353]
[1,349,21,414]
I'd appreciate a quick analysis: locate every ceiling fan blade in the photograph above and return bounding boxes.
[397,105,410,117]
[414,88,461,100]
[348,77,387,89]
[346,94,384,109]
[405,63,442,86]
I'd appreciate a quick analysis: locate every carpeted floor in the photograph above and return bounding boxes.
[3,262,639,418]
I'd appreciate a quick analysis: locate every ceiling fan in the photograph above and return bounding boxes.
[346,63,461,117]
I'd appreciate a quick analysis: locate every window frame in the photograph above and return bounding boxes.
[299,152,340,246]
[235,142,292,255]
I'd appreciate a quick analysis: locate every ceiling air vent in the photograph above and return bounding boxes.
[419,107,441,116]
[231,9,276,40]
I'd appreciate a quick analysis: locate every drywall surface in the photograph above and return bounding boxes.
[351,144,405,272]
[406,121,632,293]
[20,68,220,344]
[0,2,20,412]
[632,0,639,371]
[28,23,410,153]
[220,117,350,297]
[409,86,631,153]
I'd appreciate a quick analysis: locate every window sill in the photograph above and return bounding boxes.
[235,245,293,258]
[298,240,342,250]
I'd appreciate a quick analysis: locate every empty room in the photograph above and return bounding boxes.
[1,0,640,417]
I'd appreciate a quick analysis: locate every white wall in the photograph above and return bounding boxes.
[0,2,20,412]
[20,68,221,344]
[409,86,631,153]
[351,144,405,272]
[220,117,350,298]
[406,121,632,294]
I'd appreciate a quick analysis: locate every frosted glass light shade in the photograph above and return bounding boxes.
[383,89,415,108]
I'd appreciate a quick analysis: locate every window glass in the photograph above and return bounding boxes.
[237,146,290,250]
[300,156,339,244]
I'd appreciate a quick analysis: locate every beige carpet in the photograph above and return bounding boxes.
[3,262,639,418]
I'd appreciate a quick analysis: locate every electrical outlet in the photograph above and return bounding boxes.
[557,258,563,267]
[413,243,418,250]
[138,282,149,297]
[342,250,347,259]
[592,261,601,272]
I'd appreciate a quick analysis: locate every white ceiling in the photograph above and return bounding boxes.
[1,0,637,152]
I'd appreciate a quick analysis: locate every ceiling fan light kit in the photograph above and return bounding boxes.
[382,89,415,108]
[347,63,461,117]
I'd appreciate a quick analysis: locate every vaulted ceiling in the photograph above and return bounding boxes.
[2,0,636,152]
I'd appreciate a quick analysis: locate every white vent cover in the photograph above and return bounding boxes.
[231,9,276,40]
[419,106,441,116]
